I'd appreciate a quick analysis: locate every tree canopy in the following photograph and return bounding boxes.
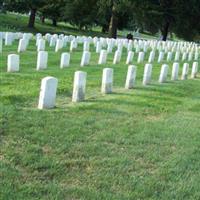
[1,0,200,41]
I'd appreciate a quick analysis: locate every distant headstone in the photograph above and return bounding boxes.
[182,52,187,61]
[171,62,179,80]
[174,51,180,61]
[55,39,63,52]
[37,39,45,51]
[18,39,27,53]
[50,37,56,47]
[72,71,87,102]
[167,52,173,62]
[143,64,152,85]
[101,68,113,94]
[5,32,13,46]
[191,62,198,78]
[83,41,90,51]
[125,65,137,89]
[137,52,145,63]
[159,64,168,83]
[70,40,77,52]
[96,41,102,53]
[181,63,189,80]
[188,52,193,61]
[126,51,134,64]
[37,51,48,70]
[148,51,155,63]
[113,50,122,64]
[98,50,107,64]
[80,51,91,66]
[60,53,70,68]
[158,51,164,63]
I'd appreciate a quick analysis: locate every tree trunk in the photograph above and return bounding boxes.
[28,8,36,28]
[41,16,45,24]
[52,19,57,26]
[108,2,118,39]
[102,24,109,33]
[162,21,170,41]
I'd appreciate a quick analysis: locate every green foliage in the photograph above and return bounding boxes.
[62,0,98,30]
[40,0,65,23]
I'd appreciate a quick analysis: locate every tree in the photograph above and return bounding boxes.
[97,0,134,38]
[3,0,46,28]
[62,0,98,30]
[40,0,65,27]
[133,0,200,41]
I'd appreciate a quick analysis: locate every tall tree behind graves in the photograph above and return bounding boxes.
[3,0,46,28]
[62,0,98,30]
[97,0,134,38]
[40,0,65,26]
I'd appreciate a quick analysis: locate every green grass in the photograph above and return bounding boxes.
[0,38,200,200]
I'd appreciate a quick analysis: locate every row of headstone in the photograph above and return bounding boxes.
[2,32,199,58]
[6,49,199,72]
[38,62,199,109]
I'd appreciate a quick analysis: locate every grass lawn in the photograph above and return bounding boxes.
[0,37,200,199]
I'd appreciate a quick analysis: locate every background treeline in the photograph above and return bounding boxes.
[1,0,200,41]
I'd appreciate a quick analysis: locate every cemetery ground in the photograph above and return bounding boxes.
[1,39,200,199]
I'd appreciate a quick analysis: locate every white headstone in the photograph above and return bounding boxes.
[18,39,27,53]
[7,54,19,72]
[80,51,91,66]
[126,51,134,64]
[174,51,180,61]
[171,62,179,80]
[188,52,193,61]
[70,40,77,52]
[143,64,152,85]
[38,76,58,109]
[107,42,113,53]
[55,39,63,52]
[167,52,173,62]
[37,51,48,70]
[158,51,164,63]
[148,51,155,63]
[83,41,90,51]
[60,53,70,68]
[191,62,198,78]
[5,33,13,46]
[137,52,145,63]
[113,50,122,64]
[50,37,56,47]
[98,50,107,64]
[37,39,45,51]
[96,41,102,53]
[182,52,187,61]
[72,71,87,102]
[159,64,168,83]
[101,68,113,94]
[125,65,137,89]
[181,63,189,80]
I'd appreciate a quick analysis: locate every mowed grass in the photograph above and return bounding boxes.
[0,40,200,200]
